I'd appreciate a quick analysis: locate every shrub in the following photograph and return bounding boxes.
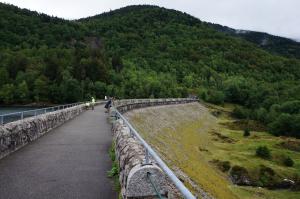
[230,165,252,185]
[269,113,300,138]
[221,161,231,172]
[207,90,225,105]
[198,89,208,101]
[258,165,278,187]
[269,113,293,136]
[108,143,119,177]
[283,156,294,167]
[243,128,250,137]
[232,106,249,119]
[280,100,300,114]
[212,159,231,172]
[256,146,271,159]
[254,107,268,123]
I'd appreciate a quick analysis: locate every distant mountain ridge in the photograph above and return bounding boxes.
[207,23,300,59]
[83,4,300,59]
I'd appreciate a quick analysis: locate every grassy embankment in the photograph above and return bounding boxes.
[125,102,300,199]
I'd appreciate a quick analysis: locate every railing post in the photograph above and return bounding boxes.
[21,112,24,120]
[1,115,3,125]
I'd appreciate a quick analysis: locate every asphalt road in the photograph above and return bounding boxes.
[0,106,117,199]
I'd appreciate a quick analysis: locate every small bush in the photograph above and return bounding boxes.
[258,165,278,187]
[283,156,294,167]
[107,143,121,194]
[207,90,225,105]
[109,143,116,162]
[243,128,250,137]
[292,176,300,191]
[256,146,271,159]
[108,144,119,177]
[198,90,208,101]
[230,165,252,185]
[221,161,231,172]
[232,106,249,119]
[212,159,231,172]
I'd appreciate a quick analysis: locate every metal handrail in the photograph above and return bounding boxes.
[113,98,196,199]
[0,102,84,125]
[147,172,163,199]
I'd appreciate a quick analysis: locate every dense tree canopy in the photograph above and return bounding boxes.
[0,3,299,137]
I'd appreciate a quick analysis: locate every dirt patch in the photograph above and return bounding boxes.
[279,140,300,152]
[198,147,209,152]
[222,119,267,132]
[210,131,236,143]
[211,110,222,117]
[210,159,231,172]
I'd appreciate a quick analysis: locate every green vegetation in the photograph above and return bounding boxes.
[126,103,300,199]
[209,23,300,59]
[256,146,271,159]
[284,156,295,167]
[107,143,121,196]
[0,3,109,104]
[244,128,250,137]
[1,3,300,137]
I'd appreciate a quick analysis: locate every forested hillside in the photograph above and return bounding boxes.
[0,4,299,137]
[0,3,109,104]
[208,23,300,59]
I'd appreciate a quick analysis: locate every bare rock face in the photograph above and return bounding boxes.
[0,105,85,159]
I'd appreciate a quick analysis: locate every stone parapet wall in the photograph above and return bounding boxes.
[112,119,178,199]
[0,105,85,159]
[116,98,197,114]
[111,98,197,198]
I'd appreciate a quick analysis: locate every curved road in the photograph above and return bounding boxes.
[0,106,117,199]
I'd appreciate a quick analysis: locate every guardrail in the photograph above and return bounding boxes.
[114,98,194,107]
[113,98,197,199]
[0,102,83,125]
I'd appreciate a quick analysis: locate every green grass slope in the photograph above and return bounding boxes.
[126,103,300,199]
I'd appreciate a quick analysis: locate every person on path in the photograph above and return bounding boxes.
[104,97,113,113]
[91,97,95,110]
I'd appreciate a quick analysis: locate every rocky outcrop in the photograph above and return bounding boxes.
[0,105,85,159]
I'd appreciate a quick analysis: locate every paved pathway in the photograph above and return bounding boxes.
[0,106,117,199]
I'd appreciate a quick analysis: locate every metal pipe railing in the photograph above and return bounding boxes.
[113,98,197,199]
[0,102,84,125]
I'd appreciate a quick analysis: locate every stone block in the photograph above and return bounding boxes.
[126,164,169,198]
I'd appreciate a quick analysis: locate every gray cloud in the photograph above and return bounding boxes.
[2,0,300,40]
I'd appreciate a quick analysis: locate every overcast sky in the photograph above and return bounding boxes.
[2,0,300,41]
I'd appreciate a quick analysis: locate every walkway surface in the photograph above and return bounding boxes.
[0,106,117,199]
